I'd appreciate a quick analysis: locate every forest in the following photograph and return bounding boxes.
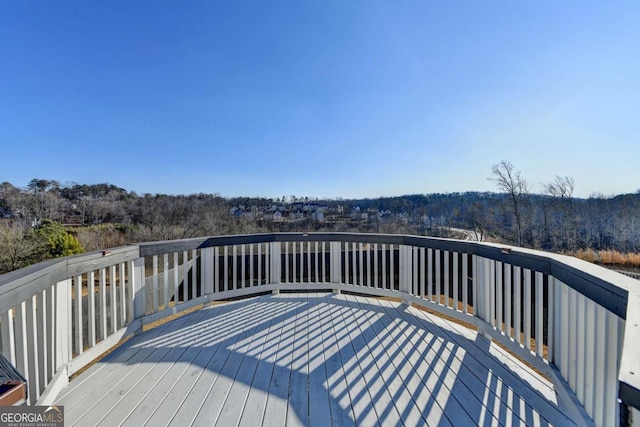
[1,163,639,274]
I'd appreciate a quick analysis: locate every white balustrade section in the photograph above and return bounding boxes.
[0,233,636,427]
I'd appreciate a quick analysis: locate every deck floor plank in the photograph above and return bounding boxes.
[56,293,574,427]
[123,301,239,426]
[306,294,334,427]
[408,304,574,426]
[64,308,216,425]
[237,298,297,427]
[213,294,282,427]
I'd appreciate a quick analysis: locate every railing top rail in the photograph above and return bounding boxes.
[0,245,140,314]
[137,232,633,318]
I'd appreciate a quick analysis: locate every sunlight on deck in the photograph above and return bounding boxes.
[55,293,574,426]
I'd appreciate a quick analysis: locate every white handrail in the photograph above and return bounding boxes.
[0,233,637,427]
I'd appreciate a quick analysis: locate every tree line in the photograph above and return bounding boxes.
[1,167,639,274]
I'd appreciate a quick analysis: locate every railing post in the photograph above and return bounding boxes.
[269,242,281,285]
[0,310,16,366]
[55,279,72,370]
[330,242,342,284]
[131,257,146,320]
[399,245,412,296]
[202,247,214,297]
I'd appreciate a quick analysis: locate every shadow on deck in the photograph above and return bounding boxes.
[56,293,576,426]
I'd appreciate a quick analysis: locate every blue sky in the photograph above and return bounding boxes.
[1,1,639,199]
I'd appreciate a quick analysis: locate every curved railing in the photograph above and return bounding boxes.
[0,233,638,427]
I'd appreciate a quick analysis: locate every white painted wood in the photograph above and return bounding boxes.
[390,243,395,290]
[152,255,159,313]
[359,242,364,286]
[366,243,371,287]
[462,254,468,314]
[400,245,412,294]
[352,242,357,285]
[222,248,228,292]
[576,292,586,404]
[26,295,40,402]
[477,257,487,322]
[547,276,554,363]
[14,301,28,381]
[74,274,83,355]
[307,241,312,283]
[524,269,532,350]
[1,309,16,366]
[300,241,305,283]
[202,248,214,296]
[535,271,543,357]
[292,241,297,283]
[548,365,598,427]
[249,245,254,287]
[110,264,117,333]
[558,281,570,380]
[55,280,71,371]
[119,263,126,327]
[99,268,107,339]
[583,297,595,418]
[163,254,170,309]
[420,248,425,298]
[66,319,141,378]
[321,242,326,283]
[593,302,606,426]
[514,266,522,345]
[232,245,238,290]
[131,258,145,321]
[58,293,573,427]
[374,243,378,288]
[47,286,55,377]
[453,252,459,311]
[36,365,68,406]
[125,262,133,323]
[568,287,577,390]
[241,245,246,287]
[190,249,197,298]
[257,244,262,285]
[484,258,493,323]
[382,243,386,289]
[183,250,190,298]
[489,260,496,328]
[285,242,290,282]
[471,255,477,316]
[36,290,48,390]
[427,248,433,301]
[343,242,348,284]
[86,271,95,346]
[496,262,503,332]
[603,310,620,427]
[315,242,319,283]
[505,264,512,338]
[175,252,180,300]
[265,243,270,284]
[444,251,450,308]
[435,249,441,304]
[267,242,282,283]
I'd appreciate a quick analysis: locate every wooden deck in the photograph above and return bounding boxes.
[55,293,576,426]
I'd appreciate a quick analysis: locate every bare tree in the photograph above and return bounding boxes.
[489,161,529,246]
[543,175,576,249]
[0,222,43,273]
[544,175,575,201]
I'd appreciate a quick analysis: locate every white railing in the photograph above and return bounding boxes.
[0,233,638,427]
